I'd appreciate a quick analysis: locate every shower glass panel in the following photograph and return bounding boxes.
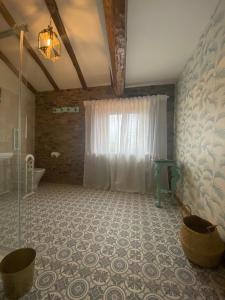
[0,29,24,257]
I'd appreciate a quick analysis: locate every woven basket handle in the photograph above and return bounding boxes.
[206,225,217,233]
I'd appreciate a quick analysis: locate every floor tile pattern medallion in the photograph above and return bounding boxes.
[0,184,224,299]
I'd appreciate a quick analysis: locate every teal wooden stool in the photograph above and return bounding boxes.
[154,159,181,207]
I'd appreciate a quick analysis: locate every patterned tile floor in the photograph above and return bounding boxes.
[0,183,225,299]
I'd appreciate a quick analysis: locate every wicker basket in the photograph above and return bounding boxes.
[180,207,225,268]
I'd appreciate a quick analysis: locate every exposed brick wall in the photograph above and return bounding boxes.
[35,85,175,185]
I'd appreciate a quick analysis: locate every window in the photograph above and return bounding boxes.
[108,113,141,155]
[84,96,168,193]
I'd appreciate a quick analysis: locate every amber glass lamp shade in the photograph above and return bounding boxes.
[38,26,61,62]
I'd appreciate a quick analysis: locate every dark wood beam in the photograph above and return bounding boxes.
[0,1,60,91]
[0,51,37,94]
[103,0,127,96]
[44,0,87,89]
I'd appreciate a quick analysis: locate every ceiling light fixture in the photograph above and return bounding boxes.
[38,18,61,62]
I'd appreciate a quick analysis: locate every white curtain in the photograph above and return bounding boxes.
[83,95,168,193]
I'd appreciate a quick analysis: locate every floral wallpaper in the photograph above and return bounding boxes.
[175,0,225,240]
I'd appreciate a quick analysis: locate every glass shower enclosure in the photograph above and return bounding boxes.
[0,25,27,257]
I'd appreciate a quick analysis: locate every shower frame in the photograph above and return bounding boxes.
[0,24,28,39]
[0,24,28,253]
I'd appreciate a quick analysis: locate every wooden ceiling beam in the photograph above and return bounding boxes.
[44,0,87,89]
[0,1,60,91]
[103,0,127,96]
[0,51,37,94]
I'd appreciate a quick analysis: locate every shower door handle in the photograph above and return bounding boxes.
[13,128,20,151]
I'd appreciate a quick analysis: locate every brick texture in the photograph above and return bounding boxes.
[35,85,175,185]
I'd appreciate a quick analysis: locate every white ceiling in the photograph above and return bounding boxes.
[0,0,111,91]
[126,0,219,87]
[0,0,220,92]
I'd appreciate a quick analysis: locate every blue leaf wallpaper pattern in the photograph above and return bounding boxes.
[175,0,225,240]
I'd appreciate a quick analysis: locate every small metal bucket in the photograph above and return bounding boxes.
[0,248,36,299]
